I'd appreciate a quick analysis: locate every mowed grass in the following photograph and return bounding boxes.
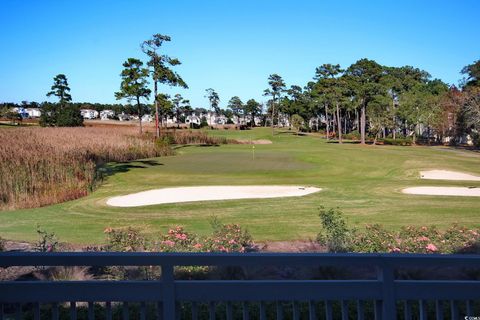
[1,127,480,245]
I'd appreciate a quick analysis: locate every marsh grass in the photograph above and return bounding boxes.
[0,127,170,210]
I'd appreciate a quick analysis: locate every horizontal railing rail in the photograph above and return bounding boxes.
[1,252,479,320]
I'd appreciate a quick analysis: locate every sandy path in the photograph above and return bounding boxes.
[402,186,480,197]
[420,170,480,181]
[107,186,321,207]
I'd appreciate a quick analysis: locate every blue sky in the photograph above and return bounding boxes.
[1,0,479,108]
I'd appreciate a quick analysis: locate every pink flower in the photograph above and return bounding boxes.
[175,233,187,240]
[228,239,237,244]
[417,236,430,242]
[426,243,438,252]
[391,247,401,253]
[163,240,175,247]
[194,243,202,249]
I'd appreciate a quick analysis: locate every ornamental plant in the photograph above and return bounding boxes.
[204,218,255,253]
[103,227,146,252]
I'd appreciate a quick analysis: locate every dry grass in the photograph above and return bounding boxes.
[0,127,170,210]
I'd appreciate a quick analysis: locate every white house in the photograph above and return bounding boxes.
[24,108,41,118]
[186,114,201,126]
[11,107,28,118]
[100,110,115,120]
[118,113,130,121]
[80,109,99,119]
[142,114,153,122]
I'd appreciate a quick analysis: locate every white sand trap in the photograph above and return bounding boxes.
[107,186,321,207]
[420,170,480,181]
[402,186,480,197]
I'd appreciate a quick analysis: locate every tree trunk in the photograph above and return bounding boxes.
[137,96,142,135]
[336,102,342,144]
[355,108,359,131]
[360,102,366,144]
[325,104,329,140]
[271,95,275,135]
[154,81,159,137]
[392,97,396,140]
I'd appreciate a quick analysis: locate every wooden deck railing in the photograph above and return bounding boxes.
[1,252,479,319]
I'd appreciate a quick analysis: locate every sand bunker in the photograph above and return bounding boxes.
[420,170,480,181]
[107,186,321,207]
[402,186,480,197]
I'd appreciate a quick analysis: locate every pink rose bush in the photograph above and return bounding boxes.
[317,208,480,254]
[103,222,255,253]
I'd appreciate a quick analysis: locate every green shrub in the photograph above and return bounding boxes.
[351,224,396,253]
[383,137,413,146]
[343,131,361,140]
[0,236,5,251]
[317,209,480,254]
[104,227,146,252]
[35,225,59,252]
[316,207,355,252]
[204,218,255,253]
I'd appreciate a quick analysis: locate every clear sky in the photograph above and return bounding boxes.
[1,0,479,108]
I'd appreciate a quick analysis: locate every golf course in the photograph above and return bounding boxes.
[1,127,479,245]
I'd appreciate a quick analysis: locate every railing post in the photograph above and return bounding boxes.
[377,261,395,320]
[162,264,175,320]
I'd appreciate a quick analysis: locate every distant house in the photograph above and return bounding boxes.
[11,107,28,118]
[118,113,130,121]
[80,109,99,119]
[185,114,201,126]
[165,116,177,125]
[205,112,228,126]
[142,114,153,122]
[100,110,115,120]
[25,108,41,118]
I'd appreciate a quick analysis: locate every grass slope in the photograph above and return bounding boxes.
[1,128,480,244]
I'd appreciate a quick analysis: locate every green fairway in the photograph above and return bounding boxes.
[1,127,480,245]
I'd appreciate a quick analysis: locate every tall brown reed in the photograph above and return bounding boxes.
[0,127,170,210]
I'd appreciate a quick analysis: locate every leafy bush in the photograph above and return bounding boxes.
[104,227,146,252]
[155,226,200,252]
[343,131,361,140]
[204,218,255,253]
[382,137,413,146]
[35,225,59,252]
[316,207,355,252]
[317,208,480,254]
[0,236,5,251]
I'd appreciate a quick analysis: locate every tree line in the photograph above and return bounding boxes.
[261,59,480,146]
[2,30,479,147]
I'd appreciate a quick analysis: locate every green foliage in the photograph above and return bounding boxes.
[227,96,244,117]
[156,226,200,252]
[317,208,480,254]
[104,219,255,254]
[41,74,83,127]
[461,59,480,88]
[0,236,5,251]
[204,217,255,253]
[316,207,354,252]
[290,114,304,134]
[35,225,59,252]
[141,34,188,89]
[200,116,208,128]
[383,137,413,146]
[56,105,84,127]
[104,227,146,252]
[46,74,72,103]
[205,88,220,114]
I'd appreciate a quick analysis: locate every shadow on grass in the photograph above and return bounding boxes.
[326,140,361,144]
[172,144,220,150]
[97,159,164,179]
